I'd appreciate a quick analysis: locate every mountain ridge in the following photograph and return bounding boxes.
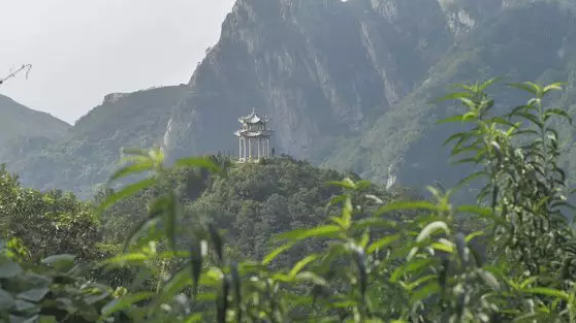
[0,94,70,161]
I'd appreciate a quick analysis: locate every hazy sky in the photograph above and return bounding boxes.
[0,0,235,124]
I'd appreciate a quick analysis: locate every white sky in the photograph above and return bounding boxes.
[0,0,235,124]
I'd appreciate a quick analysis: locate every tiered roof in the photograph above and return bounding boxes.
[238,108,270,124]
[234,129,273,138]
[235,108,273,138]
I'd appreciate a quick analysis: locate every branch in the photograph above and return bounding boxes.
[0,64,33,86]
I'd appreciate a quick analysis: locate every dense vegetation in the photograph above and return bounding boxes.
[2,80,576,322]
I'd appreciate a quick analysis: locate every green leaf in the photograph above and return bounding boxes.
[437,115,467,124]
[16,288,50,302]
[162,192,178,251]
[295,272,328,286]
[109,161,154,182]
[545,108,573,124]
[464,231,484,243]
[416,221,449,243]
[97,178,157,214]
[0,261,22,278]
[15,299,36,312]
[101,291,155,317]
[327,178,356,189]
[478,77,501,91]
[405,274,437,291]
[289,255,319,279]
[410,282,440,304]
[443,132,471,147]
[153,266,191,308]
[509,82,542,97]
[104,253,148,266]
[515,111,543,128]
[455,171,486,189]
[40,254,76,268]
[0,288,15,311]
[523,287,569,300]
[367,234,400,254]
[184,313,204,323]
[519,276,538,289]
[431,92,472,105]
[273,225,343,242]
[341,195,353,229]
[430,240,454,253]
[38,316,57,323]
[479,270,500,290]
[542,82,566,95]
[390,259,435,283]
[263,242,297,265]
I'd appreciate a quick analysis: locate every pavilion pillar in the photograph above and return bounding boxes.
[266,138,270,157]
[239,137,242,161]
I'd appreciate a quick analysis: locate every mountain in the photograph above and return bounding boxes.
[162,0,455,163]
[324,0,576,188]
[3,86,187,197]
[163,0,576,189]
[0,94,70,159]
[3,0,576,197]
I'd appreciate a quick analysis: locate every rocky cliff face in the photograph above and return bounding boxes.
[162,0,456,163]
[323,0,576,189]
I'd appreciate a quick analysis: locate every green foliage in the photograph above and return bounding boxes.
[87,80,576,322]
[4,79,576,322]
[0,165,103,263]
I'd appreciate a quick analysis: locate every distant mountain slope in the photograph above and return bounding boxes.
[323,0,576,189]
[0,94,70,150]
[3,85,187,197]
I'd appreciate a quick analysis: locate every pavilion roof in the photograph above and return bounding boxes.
[234,129,273,138]
[238,108,269,124]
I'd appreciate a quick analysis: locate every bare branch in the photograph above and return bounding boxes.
[0,64,33,86]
